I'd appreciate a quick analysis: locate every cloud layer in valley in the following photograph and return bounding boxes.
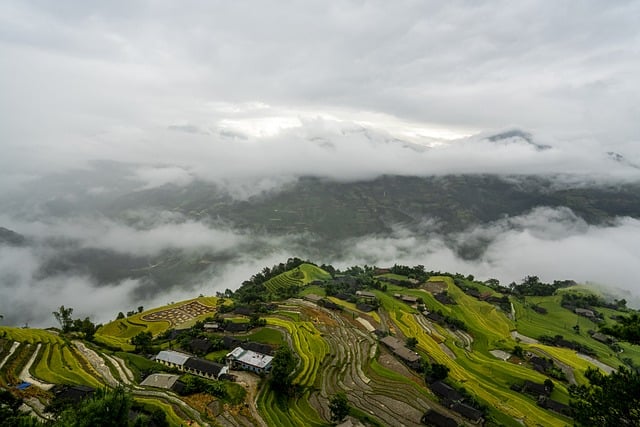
[2,207,640,327]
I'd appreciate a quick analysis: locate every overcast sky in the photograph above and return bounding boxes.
[1,0,640,181]
[2,2,640,326]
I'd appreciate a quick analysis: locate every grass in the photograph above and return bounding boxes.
[244,327,285,346]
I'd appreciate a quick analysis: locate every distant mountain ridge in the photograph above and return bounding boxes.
[0,226,25,246]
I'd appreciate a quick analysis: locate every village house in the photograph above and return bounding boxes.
[421,409,458,427]
[574,308,595,319]
[140,373,182,391]
[154,350,191,369]
[451,402,484,424]
[380,336,421,369]
[226,346,274,374]
[430,381,463,402]
[184,358,229,380]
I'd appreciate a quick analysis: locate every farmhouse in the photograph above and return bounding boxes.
[591,332,613,344]
[189,338,213,355]
[379,336,421,369]
[451,402,483,424]
[140,373,181,390]
[420,409,458,427]
[574,308,595,319]
[430,381,463,402]
[155,350,190,369]
[184,358,229,380]
[522,380,551,397]
[356,291,377,303]
[227,346,273,374]
[203,322,222,332]
[304,293,323,304]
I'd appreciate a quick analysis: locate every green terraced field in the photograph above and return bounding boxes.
[265,317,328,388]
[0,327,65,344]
[257,387,326,427]
[33,343,103,388]
[264,264,331,294]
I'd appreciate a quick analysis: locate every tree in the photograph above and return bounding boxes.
[137,306,144,313]
[544,378,554,393]
[270,345,297,394]
[601,313,640,345]
[116,312,125,320]
[512,345,524,358]
[329,392,350,423]
[53,305,74,333]
[570,366,640,426]
[425,363,450,383]
[131,331,153,353]
[406,337,418,349]
[56,386,131,427]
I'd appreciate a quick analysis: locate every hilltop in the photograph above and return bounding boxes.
[2,260,639,426]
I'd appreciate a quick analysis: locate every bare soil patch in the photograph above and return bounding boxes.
[422,281,447,294]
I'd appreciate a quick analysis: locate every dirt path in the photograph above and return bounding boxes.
[511,331,539,344]
[577,353,616,374]
[0,341,20,370]
[104,354,133,385]
[73,341,118,386]
[232,370,267,427]
[19,343,54,390]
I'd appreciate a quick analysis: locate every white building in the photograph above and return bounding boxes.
[226,346,274,374]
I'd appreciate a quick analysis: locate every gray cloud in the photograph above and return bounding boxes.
[1,2,640,325]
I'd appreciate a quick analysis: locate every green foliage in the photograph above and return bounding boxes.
[131,331,153,353]
[601,313,640,345]
[329,392,350,423]
[179,374,227,398]
[405,337,418,349]
[512,345,524,358]
[270,345,297,394]
[56,386,131,427]
[52,305,74,333]
[570,366,640,426]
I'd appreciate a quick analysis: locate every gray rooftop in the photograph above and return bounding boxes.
[155,350,191,366]
[227,346,273,369]
[140,374,180,389]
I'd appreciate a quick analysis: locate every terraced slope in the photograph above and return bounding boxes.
[264,264,331,294]
[95,296,220,350]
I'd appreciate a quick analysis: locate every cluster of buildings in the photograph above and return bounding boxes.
[152,345,274,384]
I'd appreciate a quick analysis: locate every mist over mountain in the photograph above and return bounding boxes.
[2,154,640,327]
[1,2,640,328]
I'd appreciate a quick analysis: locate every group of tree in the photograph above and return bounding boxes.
[52,306,99,340]
[116,306,144,319]
[1,387,168,427]
[269,345,297,395]
[508,276,573,297]
[601,313,640,345]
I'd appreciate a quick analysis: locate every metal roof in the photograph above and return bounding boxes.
[227,346,273,369]
[155,350,191,366]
